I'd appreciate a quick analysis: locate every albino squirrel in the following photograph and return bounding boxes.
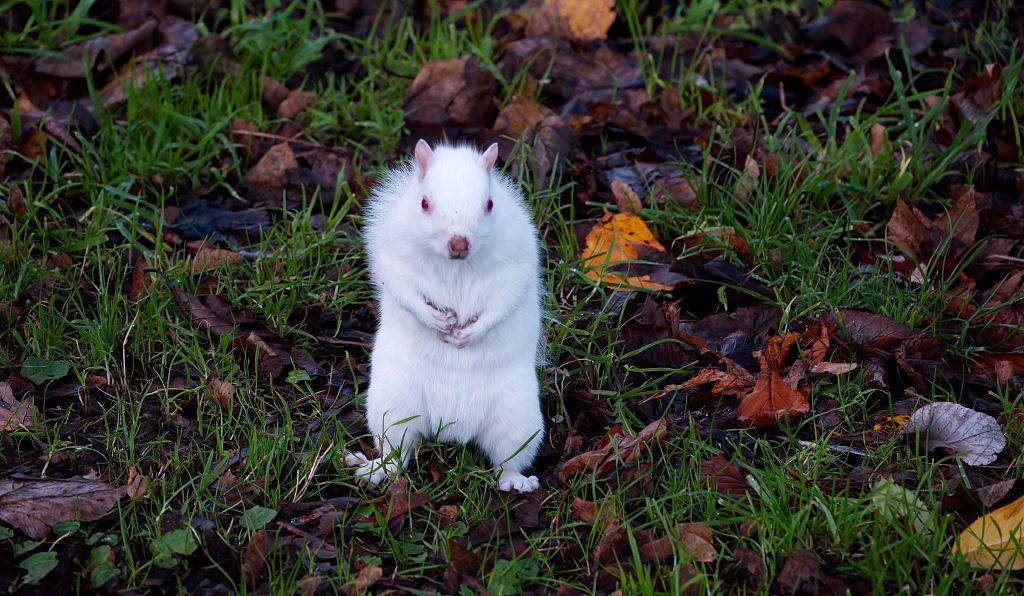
[345,139,544,492]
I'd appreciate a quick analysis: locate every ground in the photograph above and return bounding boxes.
[2,0,1024,594]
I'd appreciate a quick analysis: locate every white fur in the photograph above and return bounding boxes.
[350,141,544,493]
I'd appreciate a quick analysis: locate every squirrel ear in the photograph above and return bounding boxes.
[479,142,499,171]
[415,139,434,179]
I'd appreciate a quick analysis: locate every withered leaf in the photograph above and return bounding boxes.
[0,382,36,432]
[35,20,157,78]
[700,455,750,497]
[404,56,497,130]
[902,402,1006,466]
[0,477,122,540]
[526,0,616,43]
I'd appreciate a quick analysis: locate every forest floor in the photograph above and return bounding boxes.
[2,0,1024,593]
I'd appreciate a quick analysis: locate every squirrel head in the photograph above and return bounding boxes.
[412,139,500,262]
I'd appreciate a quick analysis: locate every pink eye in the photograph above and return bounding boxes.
[486,198,494,213]
[421,196,430,212]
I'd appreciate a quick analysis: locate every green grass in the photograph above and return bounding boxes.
[2,0,1024,593]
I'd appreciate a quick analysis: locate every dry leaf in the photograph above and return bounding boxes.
[579,212,683,291]
[611,180,642,214]
[0,477,122,539]
[188,241,242,273]
[956,494,1024,570]
[403,56,497,129]
[205,377,234,410]
[734,155,760,202]
[528,0,616,42]
[125,467,150,500]
[901,402,1006,466]
[244,143,298,190]
[1,382,36,432]
[809,361,858,374]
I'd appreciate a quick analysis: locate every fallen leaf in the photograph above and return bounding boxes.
[737,335,809,428]
[526,0,616,42]
[700,455,750,497]
[1,382,36,432]
[734,156,760,202]
[639,523,716,563]
[403,56,497,130]
[205,377,233,410]
[955,493,1024,570]
[901,402,1006,466]
[187,241,242,273]
[611,180,642,214]
[809,361,858,375]
[244,142,298,191]
[34,20,157,78]
[125,467,150,500]
[0,477,122,540]
[977,480,1016,509]
[593,516,627,566]
[775,549,846,594]
[867,479,932,535]
[244,529,268,588]
[579,212,684,291]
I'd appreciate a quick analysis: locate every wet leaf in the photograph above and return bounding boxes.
[902,402,1006,466]
[0,477,122,540]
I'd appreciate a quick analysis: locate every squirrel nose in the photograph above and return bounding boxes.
[447,235,470,259]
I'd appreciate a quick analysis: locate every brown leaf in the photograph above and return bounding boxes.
[830,309,911,351]
[0,477,122,539]
[809,361,858,375]
[343,565,382,596]
[734,156,760,202]
[558,420,667,481]
[244,143,298,191]
[700,455,750,497]
[526,0,616,42]
[737,370,809,428]
[869,123,889,158]
[278,89,316,120]
[492,95,552,137]
[205,377,233,410]
[977,480,1016,509]
[611,180,643,214]
[35,20,157,78]
[639,524,716,563]
[886,199,931,261]
[732,547,765,581]
[1,381,36,432]
[125,467,150,500]
[98,16,199,105]
[244,529,268,588]
[187,241,242,273]
[593,517,626,566]
[262,77,291,111]
[667,363,755,398]
[404,56,497,130]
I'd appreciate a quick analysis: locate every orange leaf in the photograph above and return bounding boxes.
[579,212,681,291]
[737,370,809,428]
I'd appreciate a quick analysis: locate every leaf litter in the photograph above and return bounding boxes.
[2,0,1024,592]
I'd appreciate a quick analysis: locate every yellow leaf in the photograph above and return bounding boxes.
[871,414,910,432]
[579,212,675,291]
[955,494,1024,569]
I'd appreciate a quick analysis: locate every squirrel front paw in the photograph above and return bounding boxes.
[423,297,458,333]
[344,451,394,487]
[442,316,479,349]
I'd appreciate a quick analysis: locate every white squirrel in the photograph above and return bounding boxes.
[345,139,544,492]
